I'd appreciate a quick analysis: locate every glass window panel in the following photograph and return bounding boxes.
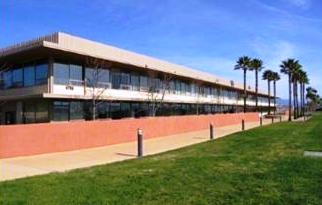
[148,77,154,90]
[24,66,35,87]
[155,78,161,91]
[121,73,130,85]
[54,63,69,85]
[98,69,109,86]
[12,68,23,88]
[130,73,140,91]
[97,102,110,119]
[169,80,175,94]
[24,102,36,124]
[175,80,181,94]
[120,102,131,118]
[70,101,84,120]
[36,101,49,123]
[0,72,4,89]
[131,103,140,117]
[53,101,69,121]
[70,64,82,86]
[140,75,148,91]
[35,63,48,85]
[111,71,121,89]
[120,72,131,90]
[110,102,121,119]
[186,83,191,94]
[180,82,186,94]
[85,67,95,87]
[4,71,12,89]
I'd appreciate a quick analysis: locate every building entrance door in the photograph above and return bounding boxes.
[5,111,16,125]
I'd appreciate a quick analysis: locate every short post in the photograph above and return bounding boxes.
[210,123,214,140]
[260,117,263,126]
[272,117,274,124]
[279,116,282,122]
[137,128,143,158]
[242,119,245,131]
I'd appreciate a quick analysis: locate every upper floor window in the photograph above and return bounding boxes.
[3,71,12,89]
[12,68,23,88]
[139,75,148,91]
[54,63,69,85]
[85,66,110,88]
[0,60,48,90]
[54,62,82,86]
[24,65,35,87]
[35,63,48,85]
[130,73,140,91]
[120,72,131,90]
[111,70,121,89]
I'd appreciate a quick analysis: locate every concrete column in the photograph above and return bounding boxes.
[48,57,54,94]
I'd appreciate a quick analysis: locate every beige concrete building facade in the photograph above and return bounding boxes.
[0,32,274,125]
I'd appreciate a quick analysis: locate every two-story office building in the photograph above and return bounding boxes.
[0,32,274,125]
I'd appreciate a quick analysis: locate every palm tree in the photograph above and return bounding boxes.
[262,70,274,115]
[298,70,308,117]
[280,59,298,121]
[291,63,302,119]
[250,58,264,111]
[272,72,281,114]
[235,56,252,113]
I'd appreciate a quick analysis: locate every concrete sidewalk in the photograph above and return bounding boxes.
[0,118,278,181]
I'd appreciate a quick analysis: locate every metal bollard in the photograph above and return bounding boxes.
[260,117,263,126]
[137,128,143,158]
[210,123,214,140]
[280,116,282,122]
[242,120,245,131]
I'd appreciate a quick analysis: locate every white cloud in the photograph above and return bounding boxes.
[250,38,298,98]
[284,0,311,9]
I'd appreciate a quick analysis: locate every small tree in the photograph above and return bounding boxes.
[84,57,112,120]
[147,72,175,117]
[306,87,320,112]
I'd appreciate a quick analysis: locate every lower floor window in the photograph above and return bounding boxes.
[53,101,69,121]
[53,101,84,121]
[23,101,49,123]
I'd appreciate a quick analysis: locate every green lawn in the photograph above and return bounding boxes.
[1,113,322,205]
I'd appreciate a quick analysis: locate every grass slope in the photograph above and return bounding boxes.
[1,113,322,205]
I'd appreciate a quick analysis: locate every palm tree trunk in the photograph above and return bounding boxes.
[288,74,292,121]
[300,83,304,117]
[243,69,247,113]
[293,81,296,119]
[255,70,258,111]
[303,84,306,116]
[296,82,299,118]
[274,81,276,115]
[302,84,304,116]
[268,80,271,115]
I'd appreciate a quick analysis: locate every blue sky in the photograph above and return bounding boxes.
[1,0,321,98]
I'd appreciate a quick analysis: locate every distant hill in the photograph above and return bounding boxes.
[277,98,289,106]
